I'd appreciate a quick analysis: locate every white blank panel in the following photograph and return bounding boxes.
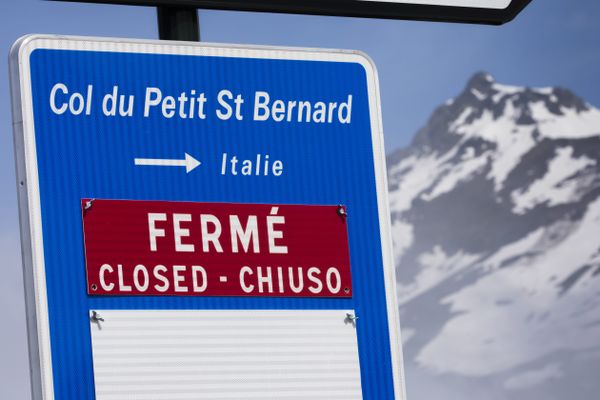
[90,310,362,399]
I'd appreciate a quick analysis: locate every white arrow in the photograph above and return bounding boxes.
[134,153,201,173]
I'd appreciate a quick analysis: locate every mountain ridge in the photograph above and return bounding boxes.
[389,72,598,165]
[388,72,600,400]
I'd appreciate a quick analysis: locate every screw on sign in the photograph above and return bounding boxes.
[89,311,104,330]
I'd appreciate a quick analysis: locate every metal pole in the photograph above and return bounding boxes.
[157,6,200,41]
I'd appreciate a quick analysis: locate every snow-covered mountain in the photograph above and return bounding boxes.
[388,73,600,400]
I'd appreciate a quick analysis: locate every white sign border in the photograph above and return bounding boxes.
[9,34,406,400]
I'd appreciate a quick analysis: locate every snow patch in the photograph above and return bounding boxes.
[388,147,459,213]
[492,82,523,94]
[461,146,475,160]
[401,328,416,345]
[450,107,473,131]
[504,363,563,390]
[492,82,523,103]
[511,147,596,214]
[534,87,554,95]
[487,125,537,191]
[482,228,546,271]
[397,246,480,305]
[389,154,418,176]
[537,106,600,139]
[455,109,502,141]
[471,88,486,101]
[416,198,600,376]
[530,101,557,121]
[422,152,489,201]
[391,220,414,262]
[453,101,538,191]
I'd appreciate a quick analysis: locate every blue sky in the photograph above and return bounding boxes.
[1,0,599,398]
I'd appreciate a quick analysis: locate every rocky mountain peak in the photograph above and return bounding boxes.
[465,71,495,95]
[387,73,600,400]
[398,73,599,158]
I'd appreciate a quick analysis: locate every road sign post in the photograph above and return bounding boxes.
[156,6,200,41]
[10,35,405,399]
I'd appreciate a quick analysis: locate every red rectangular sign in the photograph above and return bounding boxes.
[81,199,352,297]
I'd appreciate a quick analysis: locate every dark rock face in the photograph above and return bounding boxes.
[388,73,600,400]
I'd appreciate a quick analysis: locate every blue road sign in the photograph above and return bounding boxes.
[10,35,405,399]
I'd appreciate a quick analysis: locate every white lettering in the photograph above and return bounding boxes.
[216,89,233,120]
[117,264,132,292]
[200,214,223,253]
[144,87,162,117]
[267,207,288,254]
[148,213,167,251]
[153,265,169,292]
[240,266,254,293]
[99,263,114,292]
[288,267,303,293]
[173,213,194,252]
[133,264,149,292]
[192,265,207,293]
[326,267,342,294]
[230,215,259,253]
[253,91,270,121]
[257,266,273,293]
[307,267,323,294]
[172,265,188,293]
[49,83,68,114]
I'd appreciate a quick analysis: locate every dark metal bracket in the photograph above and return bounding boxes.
[157,6,200,41]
